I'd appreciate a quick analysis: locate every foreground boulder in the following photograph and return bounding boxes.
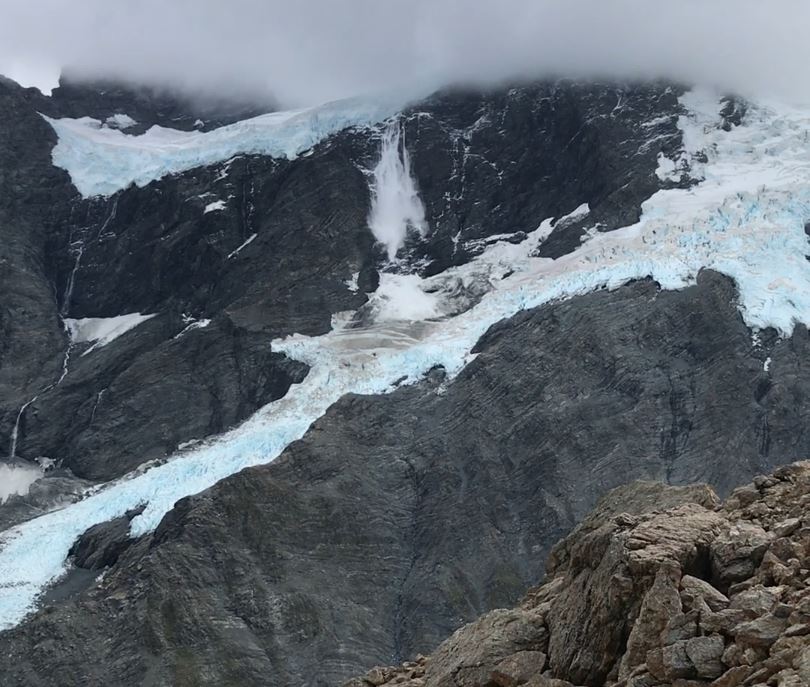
[346,461,810,687]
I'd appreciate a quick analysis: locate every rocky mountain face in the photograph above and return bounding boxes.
[346,461,810,687]
[1,271,809,686]
[0,72,808,687]
[0,77,683,484]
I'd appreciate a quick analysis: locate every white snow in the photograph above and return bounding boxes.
[173,318,212,339]
[0,464,43,504]
[345,272,361,293]
[367,121,427,261]
[44,94,410,197]
[104,114,137,130]
[3,88,810,630]
[227,233,258,259]
[370,273,443,321]
[64,313,156,355]
[204,200,227,214]
[559,203,591,224]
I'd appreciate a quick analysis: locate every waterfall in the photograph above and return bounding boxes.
[8,322,75,459]
[367,121,427,261]
[8,398,37,460]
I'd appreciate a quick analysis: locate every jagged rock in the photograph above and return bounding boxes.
[700,609,749,636]
[344,463,809,687]
[684,636,725,679]
[490,650,547,686]
[709,666,750,687]
[647,635,724,681]
[728,586,781,617]
[732,614,789,648]
[772,519,801,539]
[423,609,548,687]
[711,524,772,587]
[619,563,683,679]
[68,505,144,569]
[680,576,729,612]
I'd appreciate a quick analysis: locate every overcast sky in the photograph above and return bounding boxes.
[1,0,809,106]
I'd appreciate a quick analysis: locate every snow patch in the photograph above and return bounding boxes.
[65,313,156,355]
[227,233,257,259]
[204,200,227,214]
[345,272,361,293]
[174,317,212,340]
[104,114,137,130]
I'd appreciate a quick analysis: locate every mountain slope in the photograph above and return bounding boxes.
[2,272,810,686]
[0,76,809,686]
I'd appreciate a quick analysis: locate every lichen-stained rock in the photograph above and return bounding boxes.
[344,462,810,687]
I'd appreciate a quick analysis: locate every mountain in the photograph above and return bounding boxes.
[0,73,808,686]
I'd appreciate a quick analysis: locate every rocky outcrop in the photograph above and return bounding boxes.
[347,462,810,687]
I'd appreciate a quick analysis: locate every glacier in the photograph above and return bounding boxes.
[2,89,810,630]
[44,94,412,197]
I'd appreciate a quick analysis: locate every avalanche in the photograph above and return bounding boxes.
[1,88,810,630]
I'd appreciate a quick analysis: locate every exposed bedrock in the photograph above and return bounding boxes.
[1,272,809,686]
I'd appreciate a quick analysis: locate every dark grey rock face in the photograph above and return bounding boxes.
[3,73,806,687]
[0,76,683,488]
[402,81,684,271]
[20,316,309,480]
[2,272,809,686]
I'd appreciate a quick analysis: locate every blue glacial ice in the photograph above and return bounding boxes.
[2,88,810,630]
[44,94,412,197]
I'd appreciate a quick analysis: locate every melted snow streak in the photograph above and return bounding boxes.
[2,90,810,629]
[44,95,411,197]
[367,121,427,261]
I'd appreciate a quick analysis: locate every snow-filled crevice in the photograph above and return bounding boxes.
[0,464,44,504]
[367,120,427,261]
[64,312,156,356]
[2,89,810,630]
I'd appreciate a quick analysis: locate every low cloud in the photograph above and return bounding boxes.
[1,0,809,106]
